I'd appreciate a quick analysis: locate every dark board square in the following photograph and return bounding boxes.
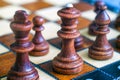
[109,21,119,31]
[73,2,94,12]
[0,52,15,77]
[0,33,33,48]
[22,1,53,12]
[48,36,93,51]
[0,0,10,7]
[39,61,95,80]
[73,69,114,80]
[101,60,120,79]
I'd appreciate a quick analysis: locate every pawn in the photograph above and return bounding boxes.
[29,16,49,56]
[116,35,120,49]
[115,13,120,31]
[89,5,113,60]
[88,0,105,35]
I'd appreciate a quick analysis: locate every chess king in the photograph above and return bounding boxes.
[7,10,39,80]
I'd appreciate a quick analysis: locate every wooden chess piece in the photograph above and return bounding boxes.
[88,0,105,35]
[7,10,39,80]
[115,12,120,31]
[116,35,120,49]
[74,4,84,50]
[29,16,49,56]
[89,6,113,60]
[74,35,84,50]
[52,4,83,74]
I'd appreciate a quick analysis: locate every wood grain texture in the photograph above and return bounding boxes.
[40,61,95,80]
[30,16,49,56]
[52,5,84,74]
[0,52,15,77]
[89,5,113,60]
[7,10,39,80]
[73,2,94,12]
[48,36,93,51]
[22,1,53,12]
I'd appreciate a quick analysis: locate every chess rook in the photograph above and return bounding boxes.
[7,10,39,80]
[88,0,105,35]
[52,4,83,74]
[89,6,113,60]
[29,16,49,56]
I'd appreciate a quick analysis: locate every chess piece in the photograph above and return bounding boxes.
[116,35,120,49]
[7,10,39,80]
[74,5,84,50]
[89,6,113,60]
[74,35,84,50]
[29,16,49,56]
[52,4,83,74]
[115,12,120,31]
[88,0,105,35]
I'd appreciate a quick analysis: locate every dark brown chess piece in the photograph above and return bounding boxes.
[29,16,49,56]
[74,35,84,50]
[115,13,120,31]
[7,10,39,80]
[89,6,113,60]
[73,2,85,50]
[116,35,120,49]
[52,4,83,74]
[88,0,105,35]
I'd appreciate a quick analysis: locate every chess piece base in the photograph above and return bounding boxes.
[52,55,83,74]
[29,42,49,56]
[89,47,113,60]
[7,69,39,80]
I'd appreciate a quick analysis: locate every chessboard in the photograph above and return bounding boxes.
[0,0,120,80]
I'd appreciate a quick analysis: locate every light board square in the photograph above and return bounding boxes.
[0,5,30,19]
[78,49,120,68]
[0,20,11,36]
[31,22,60,40]
[44,0,79,6]
[29,45,60,64]
[0,43,9,54]
[80,27,120,41]
[35,6,62,21]
[81,10,117,21]
[4,0,37,5]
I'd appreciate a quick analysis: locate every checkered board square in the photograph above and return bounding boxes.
[0,0,120,80]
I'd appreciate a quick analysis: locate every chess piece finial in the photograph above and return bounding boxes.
[94,0,105,13]
[7,10,39,80]
[89,5,113,60]
[29,16,49,56]
[66,3,73,8]
[52,4,83,74]
[14,10,28,23]
[88,0,105,35]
